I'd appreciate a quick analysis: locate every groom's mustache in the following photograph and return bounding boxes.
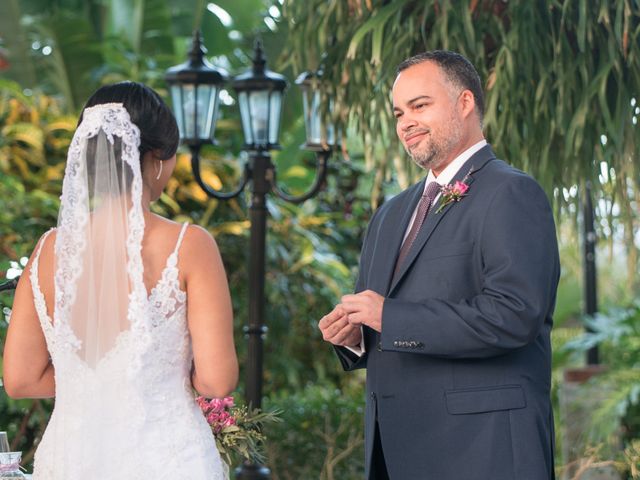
[403,128,430,143]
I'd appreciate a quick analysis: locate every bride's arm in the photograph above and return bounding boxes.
[182,225,238,398]
[3,235,56,399]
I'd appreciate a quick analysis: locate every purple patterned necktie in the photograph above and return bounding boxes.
[393,181,441,277]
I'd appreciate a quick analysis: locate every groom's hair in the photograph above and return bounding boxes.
[397,50,485,122]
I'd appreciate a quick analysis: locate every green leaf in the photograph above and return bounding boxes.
[346,1,408,60]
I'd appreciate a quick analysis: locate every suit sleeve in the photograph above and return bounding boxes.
[333,208,381,371]
[381,175,560,359]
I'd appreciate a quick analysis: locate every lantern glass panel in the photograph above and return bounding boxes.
[197,85,220,140]
[170,85,185,139]
[237,92,253,145]
[268,91,282,145]
[302,88,335,147]
[182,85,197,139]
[249,91,270,145]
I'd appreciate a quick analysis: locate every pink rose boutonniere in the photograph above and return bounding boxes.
[435,174,471,214]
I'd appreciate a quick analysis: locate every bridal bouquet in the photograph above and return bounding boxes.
[196,395,281,468]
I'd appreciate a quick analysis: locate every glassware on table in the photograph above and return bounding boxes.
[0,451,26,479]
[0,433,9,453]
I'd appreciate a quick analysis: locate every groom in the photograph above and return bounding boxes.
[319,51,559,479]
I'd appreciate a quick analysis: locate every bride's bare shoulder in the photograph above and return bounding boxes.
[179,224,224,280]
[34,227,57,261]
[181,224,219,252]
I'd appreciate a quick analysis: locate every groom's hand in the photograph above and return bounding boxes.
[341,290,384,333]
[319,305,362,347]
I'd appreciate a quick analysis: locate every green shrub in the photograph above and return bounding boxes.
[263,381,366,480]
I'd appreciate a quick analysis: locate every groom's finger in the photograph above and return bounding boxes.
[327,316,349,337]
[346,309,381,332]
[346,311,366,326]
[331,322,361,346]
[340,298,367,314]
[318,305,345,329]
[320,313,348,341]
[340,293,363,304]
[331,323,355,345]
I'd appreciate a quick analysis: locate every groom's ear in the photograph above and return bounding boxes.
[458,90,476,119]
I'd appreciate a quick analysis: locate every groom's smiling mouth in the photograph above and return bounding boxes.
[404,130,429,148]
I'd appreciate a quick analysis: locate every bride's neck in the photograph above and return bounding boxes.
[140,187,152,212]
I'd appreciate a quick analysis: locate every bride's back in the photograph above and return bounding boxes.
[28,217,228,479]
[34,214,190,318]
[3,83,237,480]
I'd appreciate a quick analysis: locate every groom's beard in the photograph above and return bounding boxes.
[406,113,463,172]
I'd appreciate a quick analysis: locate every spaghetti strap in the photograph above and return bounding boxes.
[29,228,55,331]
[31,228,55,286]
[172,222,189,257]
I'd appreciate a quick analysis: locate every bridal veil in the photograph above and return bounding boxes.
[55,102,146,368]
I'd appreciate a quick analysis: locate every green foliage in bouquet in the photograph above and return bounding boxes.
[196,396,281,469]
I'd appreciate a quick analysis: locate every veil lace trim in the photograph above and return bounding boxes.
[54,103,146,355]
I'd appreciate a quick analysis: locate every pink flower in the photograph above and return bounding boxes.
[435,172,472,214]
[196,396,209,410]
[197,395,239,434]
[451,181,469,195]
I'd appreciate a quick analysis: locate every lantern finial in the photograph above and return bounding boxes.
[189,30,206,65]
[252,39,266,75]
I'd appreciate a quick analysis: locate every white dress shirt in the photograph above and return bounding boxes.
[402,139,487,242]
[346,139,487,356]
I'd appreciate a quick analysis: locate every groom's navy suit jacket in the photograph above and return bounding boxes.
[337,145,559,479]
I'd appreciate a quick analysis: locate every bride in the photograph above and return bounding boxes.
[3,81,238,479]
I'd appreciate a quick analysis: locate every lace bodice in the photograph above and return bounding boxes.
[29,223,227,480]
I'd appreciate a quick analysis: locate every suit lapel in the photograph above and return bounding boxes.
[389,145,496,293]
[374,181,425,296]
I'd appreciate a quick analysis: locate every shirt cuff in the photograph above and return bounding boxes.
[343,327,366,357]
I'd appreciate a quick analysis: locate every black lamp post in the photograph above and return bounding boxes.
[166,31,336,479]
[582,181,599,365]
[0,278,18,292]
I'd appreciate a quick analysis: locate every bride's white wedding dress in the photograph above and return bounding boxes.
[29,222,227,479]
[23,103,229,479]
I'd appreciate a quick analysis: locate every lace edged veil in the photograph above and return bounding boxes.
[54,102,146,368]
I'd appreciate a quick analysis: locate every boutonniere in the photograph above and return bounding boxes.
[435,168,473,214]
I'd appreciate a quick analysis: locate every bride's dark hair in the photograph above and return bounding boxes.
[79,81,179,161]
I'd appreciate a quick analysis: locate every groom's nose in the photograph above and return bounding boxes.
[397,115,419,137]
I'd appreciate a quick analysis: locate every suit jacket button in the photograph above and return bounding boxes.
[393,341,399,347]
[377,341,382,351]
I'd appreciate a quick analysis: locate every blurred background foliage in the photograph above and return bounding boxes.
[0,0,639,478]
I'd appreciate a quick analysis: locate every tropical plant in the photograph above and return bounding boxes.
[281,0,640,200]
[0,86,65,466]
[564,304,640,440]
[280,0,640,299]
[263,382,366,480]
[0,2,371,471]
[560,301,640,478]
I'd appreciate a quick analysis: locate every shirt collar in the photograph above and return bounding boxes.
[425,139,487,189]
